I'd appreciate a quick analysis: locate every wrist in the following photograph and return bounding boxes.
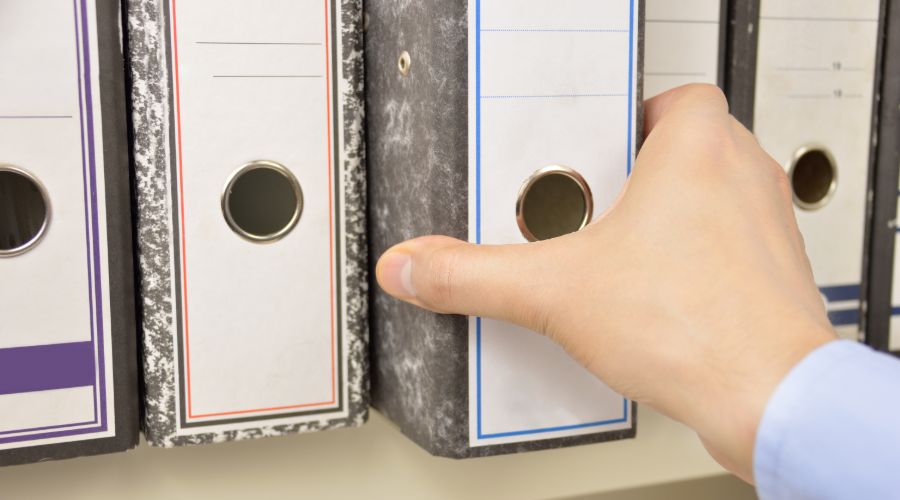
[687,317,836,482]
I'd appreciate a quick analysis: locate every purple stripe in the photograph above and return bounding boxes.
[0,420,96,437]
[78,0,107,433]
[73,0,94,355]
[0,424,104,445]
[0,342,96,395]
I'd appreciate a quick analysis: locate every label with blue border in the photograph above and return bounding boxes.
[467,0,639,446]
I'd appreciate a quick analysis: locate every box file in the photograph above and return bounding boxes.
[644,0,727,97]
[125,0,368,446]
[727,0,884,340]
[0,0,139,465]
[865,0,900,354]
[367,0,641,458]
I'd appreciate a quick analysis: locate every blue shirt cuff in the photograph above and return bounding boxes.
[754,340,900,500]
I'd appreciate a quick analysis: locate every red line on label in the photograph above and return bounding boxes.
[172,0,339,420]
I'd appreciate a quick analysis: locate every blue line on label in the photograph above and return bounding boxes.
[476,0,482,246]
[474,0,635,441]
[480,400,630,439]
[481,28,629,33]
[626,0,634,175]
[482,93,627,100]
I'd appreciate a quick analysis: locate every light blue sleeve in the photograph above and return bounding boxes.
[754,340,900,500]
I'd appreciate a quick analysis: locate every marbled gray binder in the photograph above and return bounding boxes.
[124,0,368,447]
[725,0,761,130]
[367,0,643,458]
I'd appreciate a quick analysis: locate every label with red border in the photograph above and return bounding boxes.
[167,0,347,432]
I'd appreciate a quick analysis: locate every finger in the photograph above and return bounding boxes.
[643,83,730,137]
[376,235,556,330]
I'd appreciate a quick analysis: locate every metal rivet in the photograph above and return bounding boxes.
[398,50,411,77]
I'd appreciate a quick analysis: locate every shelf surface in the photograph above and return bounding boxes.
[0,406,725,499]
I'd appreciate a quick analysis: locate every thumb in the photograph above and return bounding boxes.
[375,235,556,331]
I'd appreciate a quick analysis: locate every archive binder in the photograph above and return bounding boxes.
[367,0,642,458]
[644,0,727,97]
[865,0,899,354]
[0,0,139,465]
[727,0,884,340]
[125,0,368,446]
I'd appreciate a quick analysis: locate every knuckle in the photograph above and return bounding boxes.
[675,83,727,108]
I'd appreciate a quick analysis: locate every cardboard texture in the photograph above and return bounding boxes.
[367,0,643,458]
[0,0,139,466]
[124,0,368,447]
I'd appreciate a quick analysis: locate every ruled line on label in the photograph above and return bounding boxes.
[646,18,718,24]
[646,71,708,77]
[786,93,866,100]
[480,27,629,33]
[761,16,878,23]
[211,75,323,79]
[481,93,628,100]
[196,41,322,46]
[777,66,867,72]
[0,115,73,119]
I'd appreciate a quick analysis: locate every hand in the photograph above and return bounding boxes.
[374,84,836,482]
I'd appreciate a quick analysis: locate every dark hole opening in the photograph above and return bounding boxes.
[791,149,836,209]
[0,169,49,255]
[225,165,301,241]
[520,172,589,242]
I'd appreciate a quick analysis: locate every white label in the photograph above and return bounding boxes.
[0,0,116,449]
[467,0,637,447]
[754,0,880,339]
[168,0,348,433]
[644,0,722,97]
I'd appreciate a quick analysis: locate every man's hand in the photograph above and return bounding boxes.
[375,84,836,482]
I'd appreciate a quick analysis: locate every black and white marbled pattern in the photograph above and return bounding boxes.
[366,0,643,458]
[125,0,368,448]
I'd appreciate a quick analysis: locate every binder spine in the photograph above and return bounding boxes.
[126,0,368,447]
[717,0,730,88]
[0,0,139,466]
[338,0,372,443]
[725,0,760,130]
[367,0,643,458]
[866,0,900,353]
[124,0,176,446]
[366,0,472,458]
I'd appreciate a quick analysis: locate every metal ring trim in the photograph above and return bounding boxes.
[0,164,51,258]
[398,51,411,77]
[788,144,839,212]
[515,165,594,243]
[221,160,304,243]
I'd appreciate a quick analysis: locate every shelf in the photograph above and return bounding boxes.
[0,406,725,499]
